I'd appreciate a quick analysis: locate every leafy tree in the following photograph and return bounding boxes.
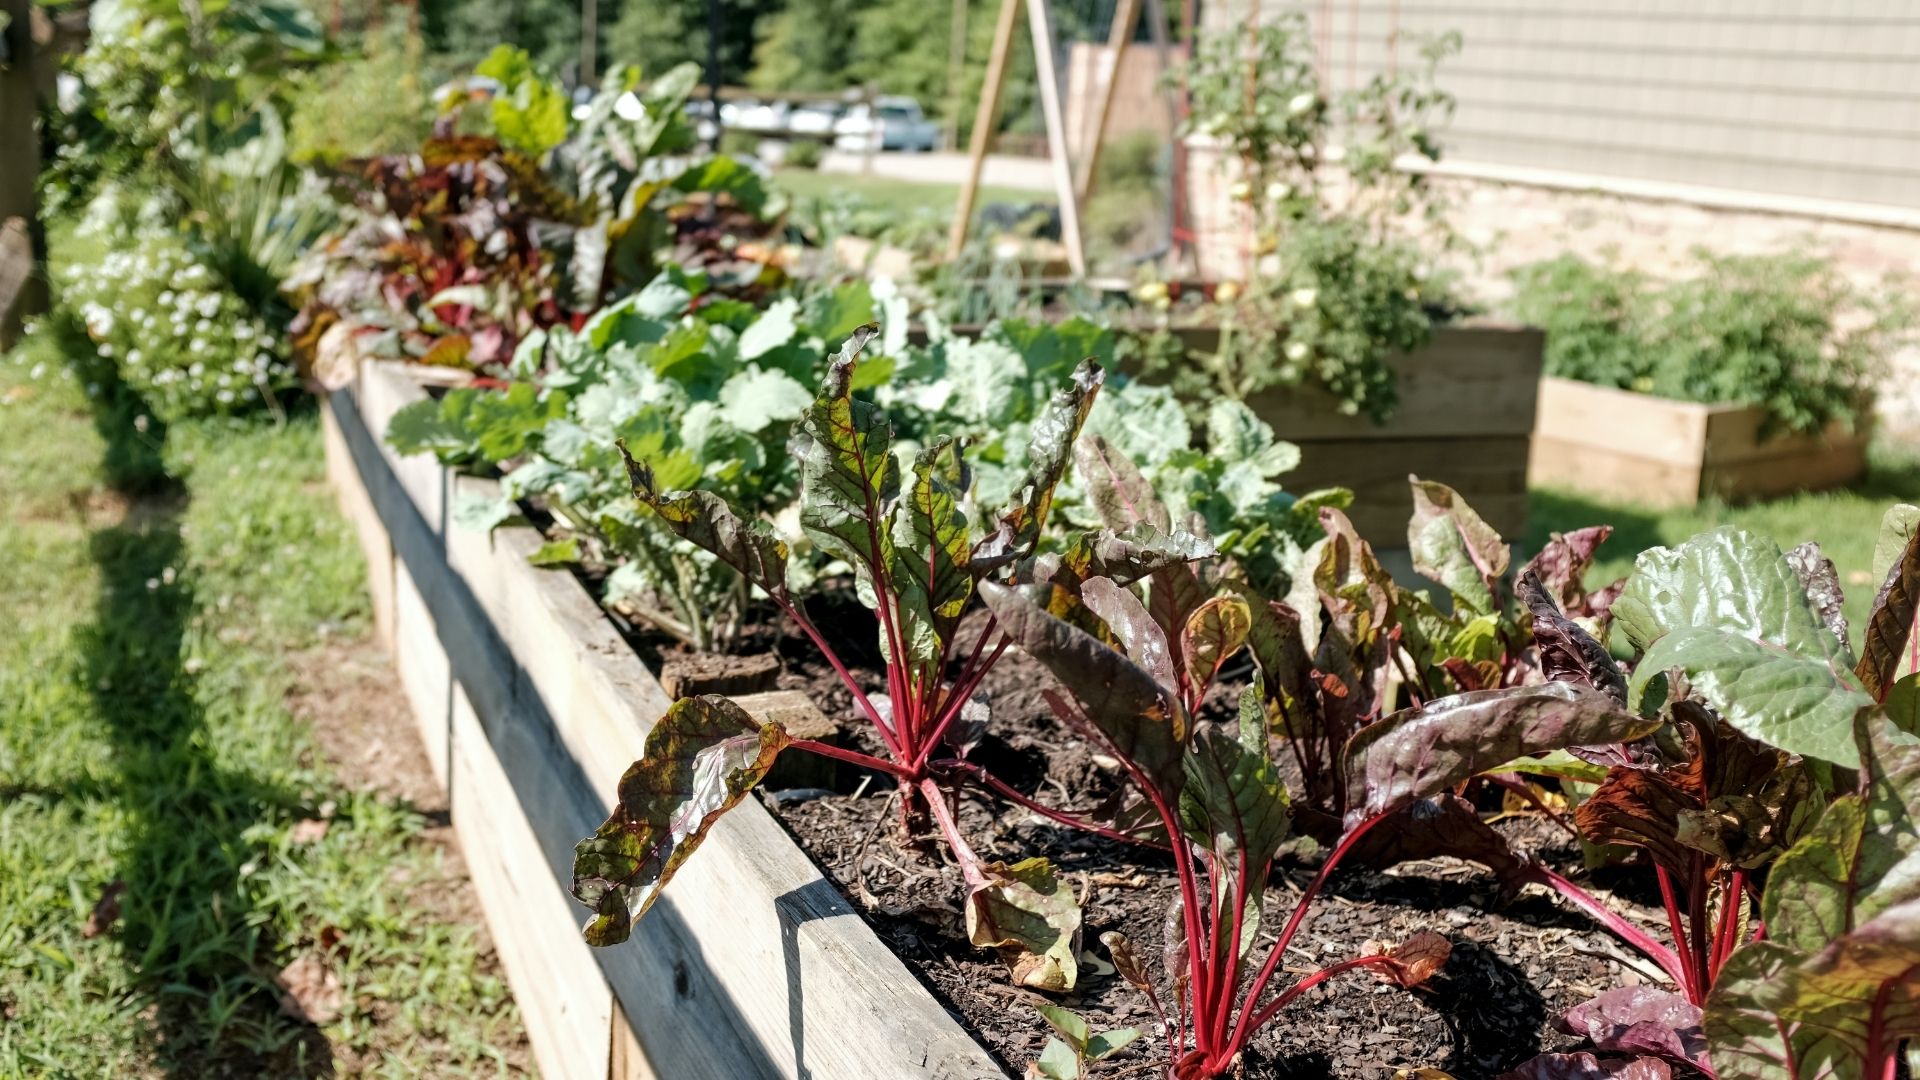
[606,0,776,85]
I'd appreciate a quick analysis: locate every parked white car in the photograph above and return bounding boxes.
[787,103,843,137]
[834,97,940,152]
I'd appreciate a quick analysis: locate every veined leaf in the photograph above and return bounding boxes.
[966,856,1082,991]
[975,359,1105,568]
[1074,433,1171,532]
[624,447,791,601]
[1520,569,1627,706]
[1055,524,1215,589]
[572,696,791,945]
[1343,682,1662,828]
[1524,525,1614,611]
[1182,595,1252,693]
[981,580,1187,794]
[1408,477,1509,615]
[890,438,972,670]
[1613,526,1836,657]
[1630,626,1869,768]
[1081,577,1175,692]
[792,326,899,577]
[1179,722,1291,866]
[1856,514,1919,702]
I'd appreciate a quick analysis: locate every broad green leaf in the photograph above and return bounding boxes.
[809,280,876,343]
[1888,674,1920,736]
[1081,576,1175,691]
[1029,1038,1080,1080]
[1779,896,1920,1073]
[980,580,1186,794]
[889,438,972,669]
[1086,1028,1142,1062]
[386,392,479,460]
[716,367,812,434]
[975,360,1106,568]
[1613,526,1834,656]
[1631,627,1869,768]
[528,538,580,566]
[1856,514,1919,702]
[1206,399,1299,477]
[1033,1003,1089,1049]
[670,155,769,214]
[465,383,569,462]
[1704,942,1803,1080]
[1491,749,1609,785]
[624,448,791,601]
[1343,682,1662,828]
[451,491,518,532]
[1407,477,1508,615]
[474,45,571,156]
[738,298,799,361]
[1074,434,1171,533]
[572,696,791,945]
[791,327,898,577]
[966,856,1082,991]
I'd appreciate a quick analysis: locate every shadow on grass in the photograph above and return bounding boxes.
[75,363,334,1077]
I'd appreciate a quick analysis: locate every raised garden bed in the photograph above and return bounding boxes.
[1156,322,1543,540]
[321,360,1005,1080]
[1529,376,1872,508]
[321,358,1676,1080]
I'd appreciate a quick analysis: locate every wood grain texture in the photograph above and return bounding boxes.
[334,364,1010,1080]
[321,403,395,651]
[1531,376,1869,505]
[392,559,452,791]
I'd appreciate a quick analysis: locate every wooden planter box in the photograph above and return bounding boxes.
[1528,376,1871,508]
[321,361,1009,1080]
[1160,322,1543,540]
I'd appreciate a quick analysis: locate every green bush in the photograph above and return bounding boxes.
[783,139,825,169]
[1510,251,1913,433]
[288,29,436,167]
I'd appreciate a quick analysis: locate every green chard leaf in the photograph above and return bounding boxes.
[889,438,972,671]
[572,696,791,945]
[1073,433,1171,533]
[1179,721,1291,867]
[974,359,1106,569]
[791,325,899,576]
[1617,526,1871,767]
[623,446,791,601]
[1181,595,1252,695]
[1407,477,1509,615]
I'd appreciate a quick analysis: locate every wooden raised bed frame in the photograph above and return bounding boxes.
[321,361,1009,1080]
[1161,322,1543,540]
[1529,376,1872,508]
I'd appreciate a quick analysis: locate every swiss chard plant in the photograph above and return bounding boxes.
[1490,505,1920,1077]
[288,48,767,381]
[569,328,1215,992]
[386,274,882,650]
[982,566,1663,1078]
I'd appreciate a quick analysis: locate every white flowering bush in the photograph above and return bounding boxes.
[71,227,294,421]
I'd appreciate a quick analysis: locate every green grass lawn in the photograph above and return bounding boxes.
[0,322,526,1077]
[772,167,1045,220]
[1527,441,1920,647]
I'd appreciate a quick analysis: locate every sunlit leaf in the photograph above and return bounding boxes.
[966,857,1082,991]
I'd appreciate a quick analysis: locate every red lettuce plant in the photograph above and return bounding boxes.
[982,573,1662,1079]
[569,328,1213,990]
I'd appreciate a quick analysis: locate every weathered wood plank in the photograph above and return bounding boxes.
[1530,433,1703,508]
[392,559,451,792]
[448,681,615,1080]
[1288,435,1531,539]
[340,365,1010,1080]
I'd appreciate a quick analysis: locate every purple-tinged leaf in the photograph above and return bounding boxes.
[1181,595,1251,696]
[1360,932,1451,989]
[891,437,972,668]
[1784,541,1850,655]
[790,325,900,578]
[1343,794,1529,884]
[1524,525,1614,614]
[1342,682,1662,829]
[1519,569,1628,706]
[1101,930,1153,993]
[966,856,1083,991]
[1559,987,1709,1073]
[624,447,791,601]
[981,580,1187,793]
[1082,576,1176,692]
[1408,476,1510,615]
[1856,513,1920,702]
[1178,723,1291,867]
[1496,1053,1672,1080]
[573,696,791,945]
[1074,433,1171,533]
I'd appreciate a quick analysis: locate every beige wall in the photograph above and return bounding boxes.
[1065,43,1175,158]
[1203,0,1920,210]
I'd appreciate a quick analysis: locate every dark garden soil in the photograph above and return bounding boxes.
[602,581,1677,1080]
